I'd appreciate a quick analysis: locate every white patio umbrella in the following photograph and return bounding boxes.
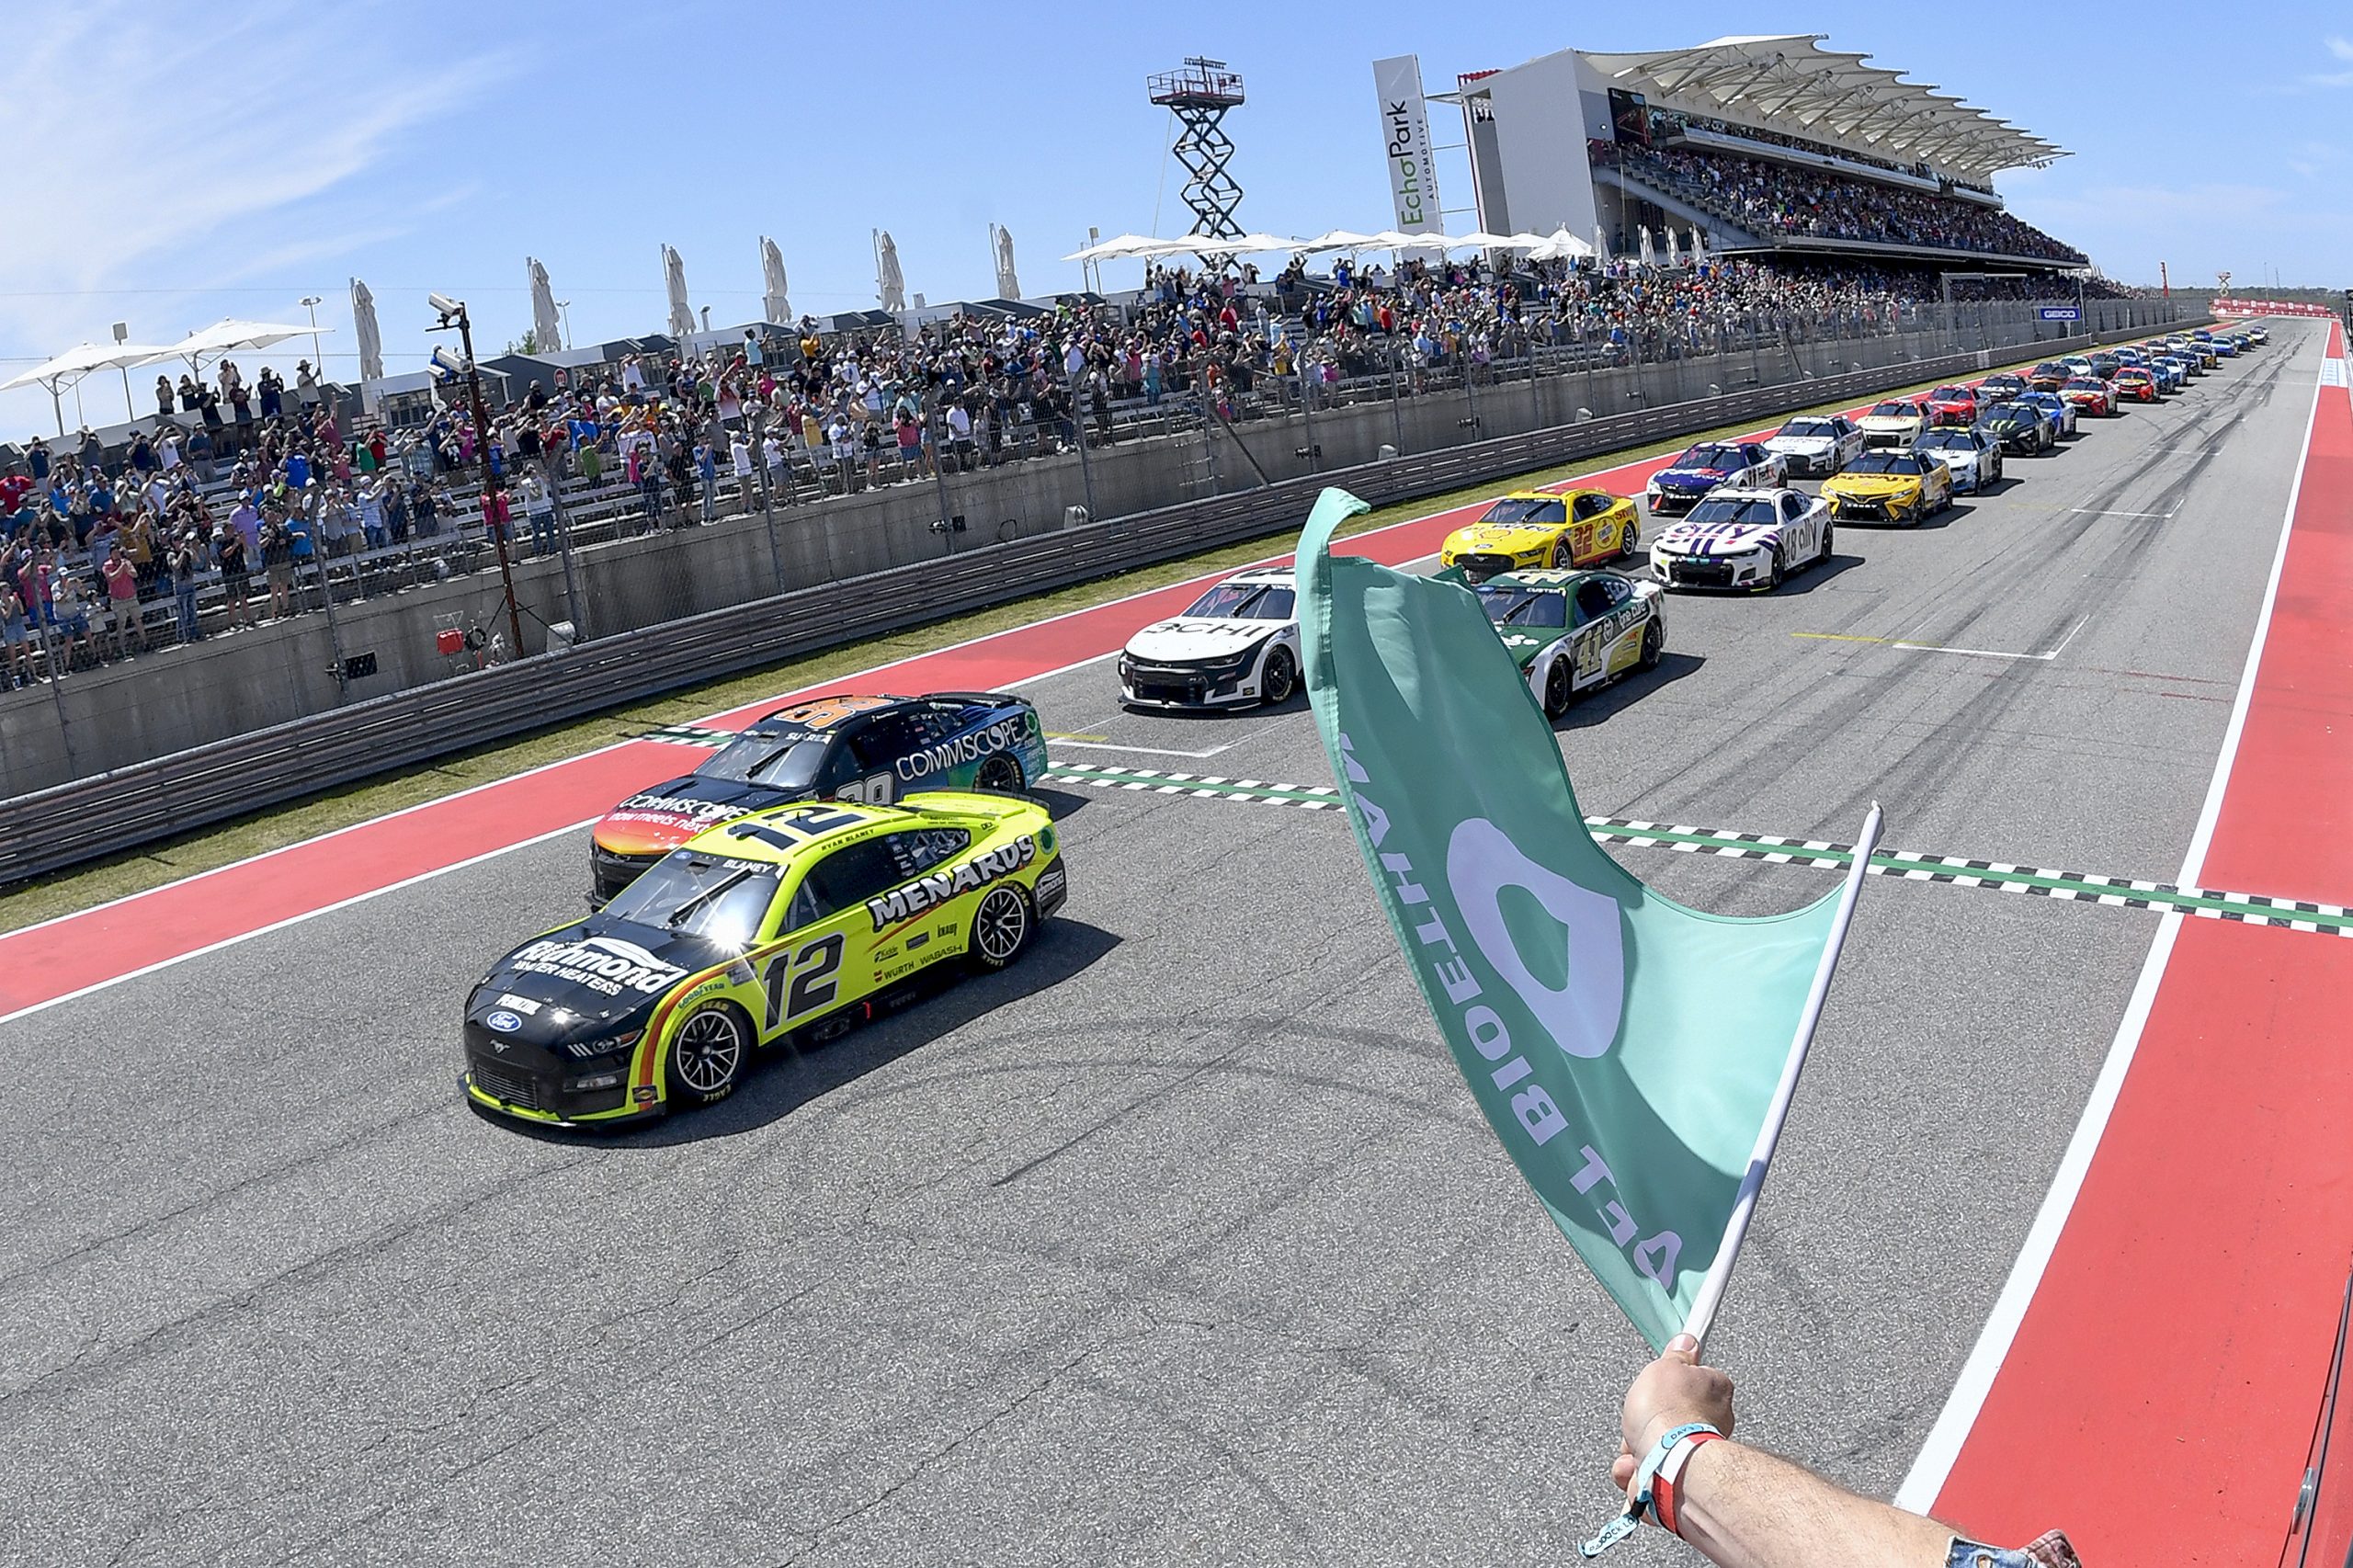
[874,231,906,312]
[1666,228,1682,267]
[1594,222,1610,267]
[662,245,694,339]
[761,237,792,323]
[1526,227,1597,263]
[1300,229,1382,253]
[1690,226,1709,267]
[1451,230,1528,251]
[1639,226,1656,269]
[145,318,323,372]
[1062,233,1161,262]
[350,278,384,382]
[1,339,174,432]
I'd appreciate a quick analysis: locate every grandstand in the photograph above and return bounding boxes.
[1446,36,2082,280]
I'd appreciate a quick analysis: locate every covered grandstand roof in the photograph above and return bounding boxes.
[1578,35,2065,178]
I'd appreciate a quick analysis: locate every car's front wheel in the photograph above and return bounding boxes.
[1762,545,1786,592]
[1551,539,1574,570]
[1542,659,1572,720]
[666,1003,751,1107]
[969,884,1033,971]
[1259,644,1298,706]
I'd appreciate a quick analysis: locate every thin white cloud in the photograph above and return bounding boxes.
[2304,35,2353,85]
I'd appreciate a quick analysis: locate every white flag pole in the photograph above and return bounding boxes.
[1681,801,1882,1354]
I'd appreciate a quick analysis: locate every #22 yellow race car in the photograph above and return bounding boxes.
[462,794,1067,1128]
[1439,489,1641,582]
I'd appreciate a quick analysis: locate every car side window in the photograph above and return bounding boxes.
[795,838,906,926]
[846,713,923,768]
[881,828,970,880]
[1601,575,1632,607]
[1782,493,1805,519]
[1574,581,1614,625]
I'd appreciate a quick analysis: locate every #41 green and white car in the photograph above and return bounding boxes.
[1460,567,1666,720]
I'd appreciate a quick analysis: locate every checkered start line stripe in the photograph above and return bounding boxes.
[1036,763,2353,938]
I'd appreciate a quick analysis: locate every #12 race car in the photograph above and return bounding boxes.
[1439,488,1641,580]
[1467,568,1665,719]
[1762,415,1866,478]
[1819,449,1955,526]
[588,693,1050,906]
[1644,440,1782,516]
[1648,487,1833,592]
[464,794,1068,1128]
[1119,568,1301,711]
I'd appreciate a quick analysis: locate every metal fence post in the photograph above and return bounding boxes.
[748,408,787,596]
[545,455,586,639]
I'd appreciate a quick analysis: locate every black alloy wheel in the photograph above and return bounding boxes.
[667,1004,750,1105]
[1259,645,1299,706]
[1543,659,1573,720]
[976,754,1024,792]
[970,884,1032,971]
[1638,619,1663,671]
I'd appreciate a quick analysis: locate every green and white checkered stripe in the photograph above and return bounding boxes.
[1040,762,2353,937]
[638,723,737,748]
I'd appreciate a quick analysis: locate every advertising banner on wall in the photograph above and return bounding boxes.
[1372,55,1445,243]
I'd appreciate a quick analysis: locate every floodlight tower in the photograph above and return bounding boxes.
[1148,57,1247,267]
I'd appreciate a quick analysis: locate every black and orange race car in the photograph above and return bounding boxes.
[588,692,1050,905]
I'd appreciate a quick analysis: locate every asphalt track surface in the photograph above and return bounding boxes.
[0,328,2325,1566]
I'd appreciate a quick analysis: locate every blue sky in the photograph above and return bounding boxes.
[4,0,2348,438]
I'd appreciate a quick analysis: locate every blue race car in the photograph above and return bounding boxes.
[1643,440,1782,517]
[587,691,1051,904]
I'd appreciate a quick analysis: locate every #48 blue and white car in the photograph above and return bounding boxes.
[1643,440,1784,517]
[1647,488,1833,592]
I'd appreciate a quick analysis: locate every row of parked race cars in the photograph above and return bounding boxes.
[459,322,2268,1130]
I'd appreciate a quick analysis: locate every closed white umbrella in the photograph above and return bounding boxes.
[1594,222,1610,267]
[529,258,563,352]
[350,279,384,382]
[1666,228,1682,267]
[662,245,694,339]
[874,231,906,312]
[1639,226,1656,269]
[760,236,792,323]
[1690,226,1708,267]
[992,224,1022,300]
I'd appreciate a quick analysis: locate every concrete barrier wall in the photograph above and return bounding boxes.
[0,303,2196,796]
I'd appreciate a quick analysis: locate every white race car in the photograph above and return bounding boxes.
[1647,487,1834,592]
[1910,426,2005,494]
[1763,415,1866,478]
[1119,569,1302,710]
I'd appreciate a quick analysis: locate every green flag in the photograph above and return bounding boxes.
[1297,487,1876,1350]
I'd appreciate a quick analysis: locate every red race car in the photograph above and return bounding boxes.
[2111,366,2162,403]
[2061,376,2119,417]
[1922,384,1981,426]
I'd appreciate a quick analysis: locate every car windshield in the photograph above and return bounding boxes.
[1983,403,2031,422]
[1930,387,1972,402]
[1869,402,1917,418]
[2066,379,2108,392]
[600,853,780,946]
[1915,431,1974,451]
[1475,586,1569,629]
[2032,364,2067,377]
[1674,445,1742,469]
[699,731,831,788]
[1183,581,1295,619]
[1686,497,1783,526]
[1847,452,1924,475]
[1478,496,1567,525]
[1777,418,1836,439]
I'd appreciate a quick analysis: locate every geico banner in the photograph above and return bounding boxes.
[1372,55,1444,240]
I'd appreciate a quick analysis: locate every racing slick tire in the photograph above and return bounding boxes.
[1638,619,1663,672]
[666,1002,752,1107]
[1817,524,1835,565]
[1762,545,1786,593]
[1551,539,1574,570]
[1617,519,1641,562]
[1542,659,1573,721]
[976,754,1025,792]
[1259,644,1299,706]
[969,883,1033,972]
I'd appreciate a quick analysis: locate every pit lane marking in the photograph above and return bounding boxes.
[1038,763,2353,937]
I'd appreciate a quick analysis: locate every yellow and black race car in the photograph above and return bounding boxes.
[1818,449,1954,526]
[462,794,1066,1128]
[1438,488,1641,580]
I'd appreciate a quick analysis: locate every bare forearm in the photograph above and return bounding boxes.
[1672,1440,1953,1568]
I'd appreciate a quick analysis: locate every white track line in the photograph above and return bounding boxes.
[1893,324,2327,1510]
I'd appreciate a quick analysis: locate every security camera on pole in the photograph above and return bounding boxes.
[426,292,524,661]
